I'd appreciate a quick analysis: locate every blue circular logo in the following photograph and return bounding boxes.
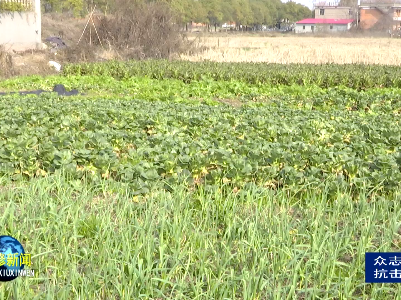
[0,235,25,282]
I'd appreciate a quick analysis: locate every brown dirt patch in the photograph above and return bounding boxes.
[10,49,59,77]
[0,9,195,79]
[41,13,88,47]
[0,13,91,78]
[218,98,243,107]
[0,46,17,77]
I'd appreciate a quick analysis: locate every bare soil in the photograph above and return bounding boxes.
[1,8,190,78]
[1,13,105,78]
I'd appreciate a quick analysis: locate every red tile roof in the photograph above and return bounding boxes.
[296,19,354,24]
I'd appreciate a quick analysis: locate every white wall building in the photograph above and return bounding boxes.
[0,0,42,50]
[295,18,354,33]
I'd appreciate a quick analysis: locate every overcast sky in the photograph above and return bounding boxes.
[292,0,342,10]
[294,0,314,9]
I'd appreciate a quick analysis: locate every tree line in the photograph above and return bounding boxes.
[41,0,312,28]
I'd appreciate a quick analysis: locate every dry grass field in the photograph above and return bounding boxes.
[182,35,401,65]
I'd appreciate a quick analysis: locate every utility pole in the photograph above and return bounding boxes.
[356,0,360,28]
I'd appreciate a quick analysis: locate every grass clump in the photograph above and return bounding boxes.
[0,1,31,12]
[0,46,17,78]
[81,0,191,60]
[1,173,401,299]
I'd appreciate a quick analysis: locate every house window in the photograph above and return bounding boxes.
[397,9,401,17]
[330,25,333,29]
[320,9,324,15]
[303,25,305,29]
[311,26,314,32]
[349,9,352,15]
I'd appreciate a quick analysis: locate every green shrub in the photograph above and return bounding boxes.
[0,1,32,12]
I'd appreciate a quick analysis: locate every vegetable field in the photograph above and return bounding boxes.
[1,61,401,299]
[63,60,401,89]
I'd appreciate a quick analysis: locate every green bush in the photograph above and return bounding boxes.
[0,1,32,12]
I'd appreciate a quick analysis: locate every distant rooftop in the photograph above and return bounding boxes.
[359,0,401,4]
[314,5,351,8]
[313,1,351,8]
[313,1,341,6]
[296,18,354,24]
[313,0,401,6]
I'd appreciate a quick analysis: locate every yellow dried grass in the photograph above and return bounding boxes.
[181,36,401,65]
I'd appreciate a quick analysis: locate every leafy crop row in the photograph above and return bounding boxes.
[63,60,401,89]
[1,91,401,196]
[3,75,401,114]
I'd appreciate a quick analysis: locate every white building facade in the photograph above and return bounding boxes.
[0,0,42,50]
[295,19,354,33]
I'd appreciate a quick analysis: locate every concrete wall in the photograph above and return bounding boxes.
[360,7,401,30]
[0,0,41,50]
[359,7,397,30]
[359,8,384,29]
[295,24,316,33]
[295,24,314,33]
[331,23,352,31]
[314,7,352,19]
[295,23,351,33]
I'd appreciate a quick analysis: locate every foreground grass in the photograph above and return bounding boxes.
[1,174,401,299]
